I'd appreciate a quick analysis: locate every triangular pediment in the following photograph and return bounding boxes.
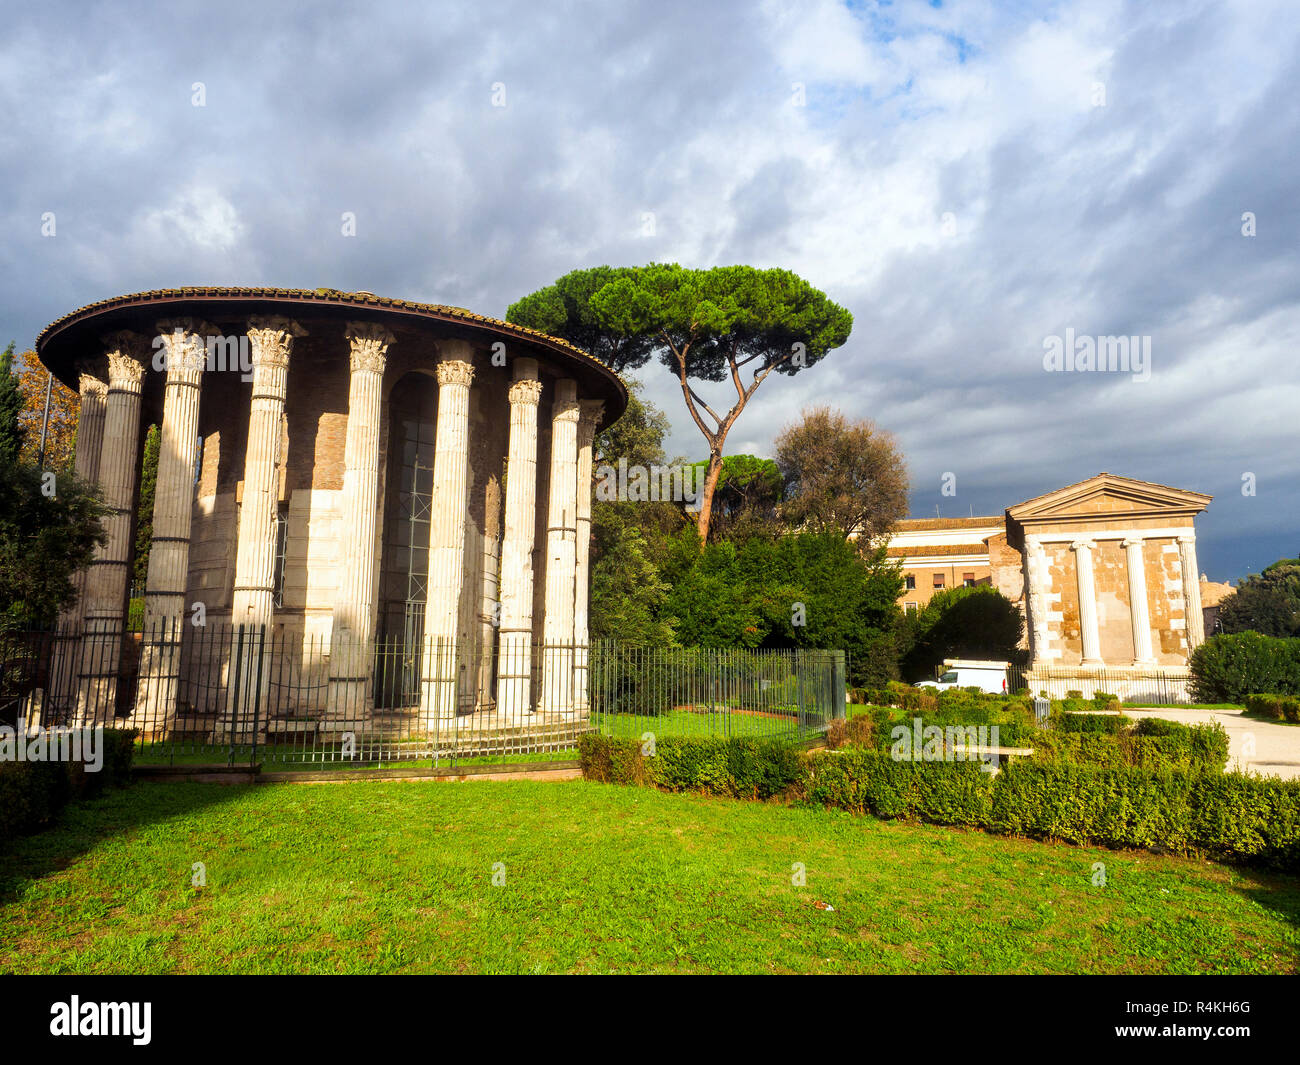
[1007,473,1212,523]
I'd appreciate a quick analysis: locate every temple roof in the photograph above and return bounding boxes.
[35,286,628,419]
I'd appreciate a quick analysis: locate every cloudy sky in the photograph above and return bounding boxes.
[3,0,1297,580]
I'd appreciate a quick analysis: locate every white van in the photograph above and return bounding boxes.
[914,659,1009,695]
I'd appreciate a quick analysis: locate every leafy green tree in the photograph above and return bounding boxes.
[0,464,107,629]
[664,529,904,683]
[900,585,1026,681]
[685,454,784,540]
[509,263,852,541]
[0,342,26,465]
[588,381,683,643]
[134,424,160,586]
[1218,558,1300,637]
[508,266,660,374]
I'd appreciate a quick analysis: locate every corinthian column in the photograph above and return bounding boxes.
[53,372,108,714]
[1071,539,1103,666]
[495,360,542,722]
[1178,533,1206,653]
[539,379,579,715]
[76,334,149,725]
[1123,537,1156,665]
[131,320,212,736]
[572,399,603,715]
[226,316,304,739]
[326,322,394,728]
[419,348,475,724]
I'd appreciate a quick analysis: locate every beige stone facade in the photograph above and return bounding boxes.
[36,288,626,735]
[883,474,1214,699]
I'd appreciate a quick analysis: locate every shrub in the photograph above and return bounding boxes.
[582,734,1300,869]
[0,727,136,843]
[804,748,995,826]
[991,762,1300,869]
[1189,632,1300,703]
[577,733,802,799]
[1058,711,1129,734]
[1245,693,1300,723]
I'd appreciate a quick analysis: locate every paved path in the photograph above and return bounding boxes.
[1126,707,1300,780]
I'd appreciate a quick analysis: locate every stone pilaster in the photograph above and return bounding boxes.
[76,334,149,725]
[326,322,394,727]
[572,399,603,714]
[52,372,108,712]
[539,379,580,715]
[496,361,542,721]
[1123,537,1156,665]
[132,320,212,735]
[226,316,304,738]
[1071,539,1103,666]
[1178,534,1206,653]
[419,349,475,724]
[1025,540,1050,666]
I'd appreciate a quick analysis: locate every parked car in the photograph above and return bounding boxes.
[914,659,1009,695]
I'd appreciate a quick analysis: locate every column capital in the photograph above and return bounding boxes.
[508,378,543,406]
[101,332,150,390]
[247,316,306,369]
[1070,539,1096,552]
[154,319,218,377]
[577,400,603,446]
[1176,533,1196,545]
[345,321,395,373]
[78,373,108,399]
[436,358,475,389]
[1122,536,1145,548]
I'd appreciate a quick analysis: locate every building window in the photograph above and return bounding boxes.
[272,504,289,609]
[933,574,945,588]
[905,602,918,614]
[963,572,976,587]
[904,574,916,590]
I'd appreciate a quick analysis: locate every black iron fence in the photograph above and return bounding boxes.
[0,622,845,769]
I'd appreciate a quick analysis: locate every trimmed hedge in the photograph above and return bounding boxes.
[578,733,804,799]
[579,735,1300,869]
[0,728,137,843]
[1057,710,1129,734]
[1245,693,1300,723]
[1190,632,1300,702]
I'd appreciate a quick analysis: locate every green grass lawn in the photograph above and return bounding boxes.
[2,780,1297,974]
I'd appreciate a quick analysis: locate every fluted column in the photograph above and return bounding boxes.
[1123,537,1155,665]
[495,361,542,722]
[1178,533,1206,653]
[540,379,580,715]
[419,349,475,725]
[572,399,603,715]
[76,334,149,725]
[1071,539,1103,666]
[326,322,393,729]
[53,372,108,714]
[132,320,212,735]
[226,317,304,739]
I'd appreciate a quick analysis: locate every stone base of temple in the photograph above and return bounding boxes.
[1023,665,1193,704]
